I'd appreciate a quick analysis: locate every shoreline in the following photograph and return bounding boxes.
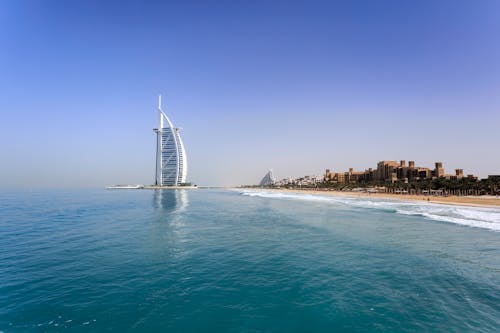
[239,188,500,209]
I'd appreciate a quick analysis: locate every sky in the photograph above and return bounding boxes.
[1,0,499,188]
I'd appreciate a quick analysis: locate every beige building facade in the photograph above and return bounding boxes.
[324,160,472,184]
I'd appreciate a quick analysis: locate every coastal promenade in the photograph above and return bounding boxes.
[244,188,500,208]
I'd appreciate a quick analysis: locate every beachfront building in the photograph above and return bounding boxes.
[324,160,475,184]
[272,175,324,187]
[375,161,400,182]
[259,170,276,186]
[434,162,444,178]
[153,95,188,186]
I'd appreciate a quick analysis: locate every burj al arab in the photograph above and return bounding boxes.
[153,95,188,186]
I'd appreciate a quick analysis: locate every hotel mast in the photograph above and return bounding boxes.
[153,95,188,186]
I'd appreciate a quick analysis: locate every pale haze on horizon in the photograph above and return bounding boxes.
[1,1,499,188]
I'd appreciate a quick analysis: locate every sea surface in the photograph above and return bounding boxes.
[1,189,499,332]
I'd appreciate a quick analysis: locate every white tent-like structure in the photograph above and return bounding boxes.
[153,95,188,186]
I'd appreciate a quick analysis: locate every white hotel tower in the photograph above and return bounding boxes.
[153,95,188,186]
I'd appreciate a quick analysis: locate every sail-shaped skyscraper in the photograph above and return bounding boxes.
[153,95,188,186]
[259,169,276,186]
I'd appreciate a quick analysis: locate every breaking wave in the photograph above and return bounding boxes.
[239,190,500,231]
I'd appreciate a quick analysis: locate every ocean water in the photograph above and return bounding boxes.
[1,189,499,332]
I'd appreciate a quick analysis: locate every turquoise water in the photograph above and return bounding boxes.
[1,189,499,332]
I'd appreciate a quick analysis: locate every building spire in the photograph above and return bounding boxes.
[158,94,162,110]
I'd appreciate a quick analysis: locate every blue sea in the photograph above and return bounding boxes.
[1,189,499,332]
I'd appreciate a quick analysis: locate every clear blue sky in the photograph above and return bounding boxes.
[1,0,499,188]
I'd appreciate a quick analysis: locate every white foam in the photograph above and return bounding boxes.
[240,190,500,231]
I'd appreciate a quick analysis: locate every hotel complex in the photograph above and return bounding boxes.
[255,160,499,195]
[324,160,472,184]
[153,95,188,186]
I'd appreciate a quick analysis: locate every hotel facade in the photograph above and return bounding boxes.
[325,160,471,184]
[153,95,188,186]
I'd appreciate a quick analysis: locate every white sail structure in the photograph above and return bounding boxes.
[154,95,188,186]
[259,169,276,186]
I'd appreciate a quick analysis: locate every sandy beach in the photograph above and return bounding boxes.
[243,188,500,209]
